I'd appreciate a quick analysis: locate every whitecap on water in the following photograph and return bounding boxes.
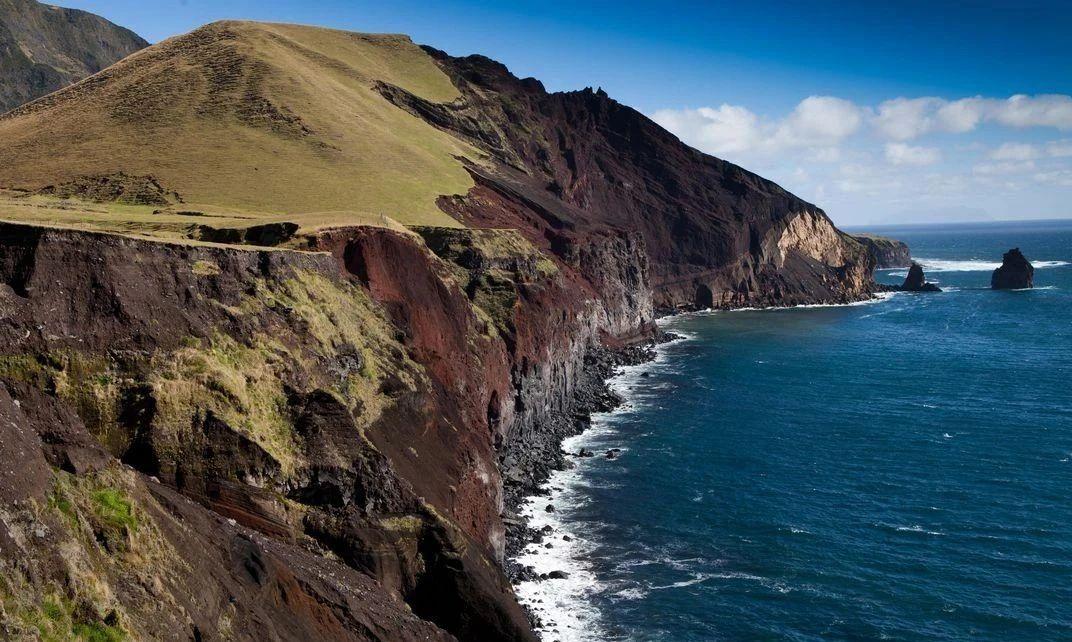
[875,522,945,536]
[885,258,1070,273]
[511,327,695,640]
[649,572,713,591]
[612,586,648,601]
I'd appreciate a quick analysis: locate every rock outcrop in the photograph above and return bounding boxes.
[900,262,941,292]
[853,234,911,268]
[991,248,1034,289]
[0,0,147,113]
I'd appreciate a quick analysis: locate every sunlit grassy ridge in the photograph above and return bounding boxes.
[0,21,478,231]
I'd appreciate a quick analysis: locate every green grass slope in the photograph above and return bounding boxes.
[0,21,479,231]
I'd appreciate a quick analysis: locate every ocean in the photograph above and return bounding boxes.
[513,219,1072,641]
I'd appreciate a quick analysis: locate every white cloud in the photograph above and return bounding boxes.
[989,143,1039,161]
[651,104,762,155]
[873,98,942,141]
[772,96,863,147]
[806,147,842,162]
[1033,169,1072,186]
[650,94,1072,224]
[987,140,1072,161]
[935,98,987,133]
[651,95,861,158]
[992,94,1072,129]
[874,95,1072,139]
[885,143,941,165]
[973,160,1036,175]
[1047,139,1072,157]
[654,94,1072,162]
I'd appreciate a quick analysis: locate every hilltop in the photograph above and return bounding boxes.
[0,0,147,113]
[0,21,476,229]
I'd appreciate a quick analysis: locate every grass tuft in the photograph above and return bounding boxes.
[90,489,138,533]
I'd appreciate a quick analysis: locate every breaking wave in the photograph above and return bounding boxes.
[884,258,1069,275]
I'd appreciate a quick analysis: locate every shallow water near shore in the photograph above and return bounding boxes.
[513,219,1072,641]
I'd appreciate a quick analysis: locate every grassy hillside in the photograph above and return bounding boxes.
[0,21,479,231]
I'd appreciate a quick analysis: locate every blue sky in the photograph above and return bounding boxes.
[61,0,1072,225]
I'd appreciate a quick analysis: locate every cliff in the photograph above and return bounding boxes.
[852,234,911,268]
[0,0,147,113]
[0,20,877,641]
[387,49,874,310]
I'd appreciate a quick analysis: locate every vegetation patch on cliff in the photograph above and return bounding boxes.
[150,333,297,473]
[0,351,127,453]
[414,226,560,338]
[1,467,183,642]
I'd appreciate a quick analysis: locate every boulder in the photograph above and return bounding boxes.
[991,248,1034,289]
[900,262,941,292]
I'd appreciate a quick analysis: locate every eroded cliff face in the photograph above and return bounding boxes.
[0,217,653,640]
[0,223,539,640]
[1,28,880,642]
[379,48,875,311]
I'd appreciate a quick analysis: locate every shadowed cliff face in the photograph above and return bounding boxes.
[0,223,539,641]
[379,49,875,310]
[0,0,147,113]
[0,219,653,640]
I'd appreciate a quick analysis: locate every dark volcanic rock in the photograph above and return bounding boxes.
[991,248,1034,289]
[853,234,911,268]
[900,262,941,292]
[385,51,876,311]
[0,222,531,641]
[0,0,147,113]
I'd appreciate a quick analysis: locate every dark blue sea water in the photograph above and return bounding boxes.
[515,220,1072,641]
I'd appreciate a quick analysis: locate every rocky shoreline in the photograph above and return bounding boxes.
[501,331,678,615]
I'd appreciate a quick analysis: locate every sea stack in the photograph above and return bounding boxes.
[901,262,941,292]
[991,248,1034,289]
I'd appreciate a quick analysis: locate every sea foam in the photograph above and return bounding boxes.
[512,331,691,641]
[883,258,1069,275]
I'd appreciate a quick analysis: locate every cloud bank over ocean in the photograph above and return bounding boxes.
[652,94,1072,225]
